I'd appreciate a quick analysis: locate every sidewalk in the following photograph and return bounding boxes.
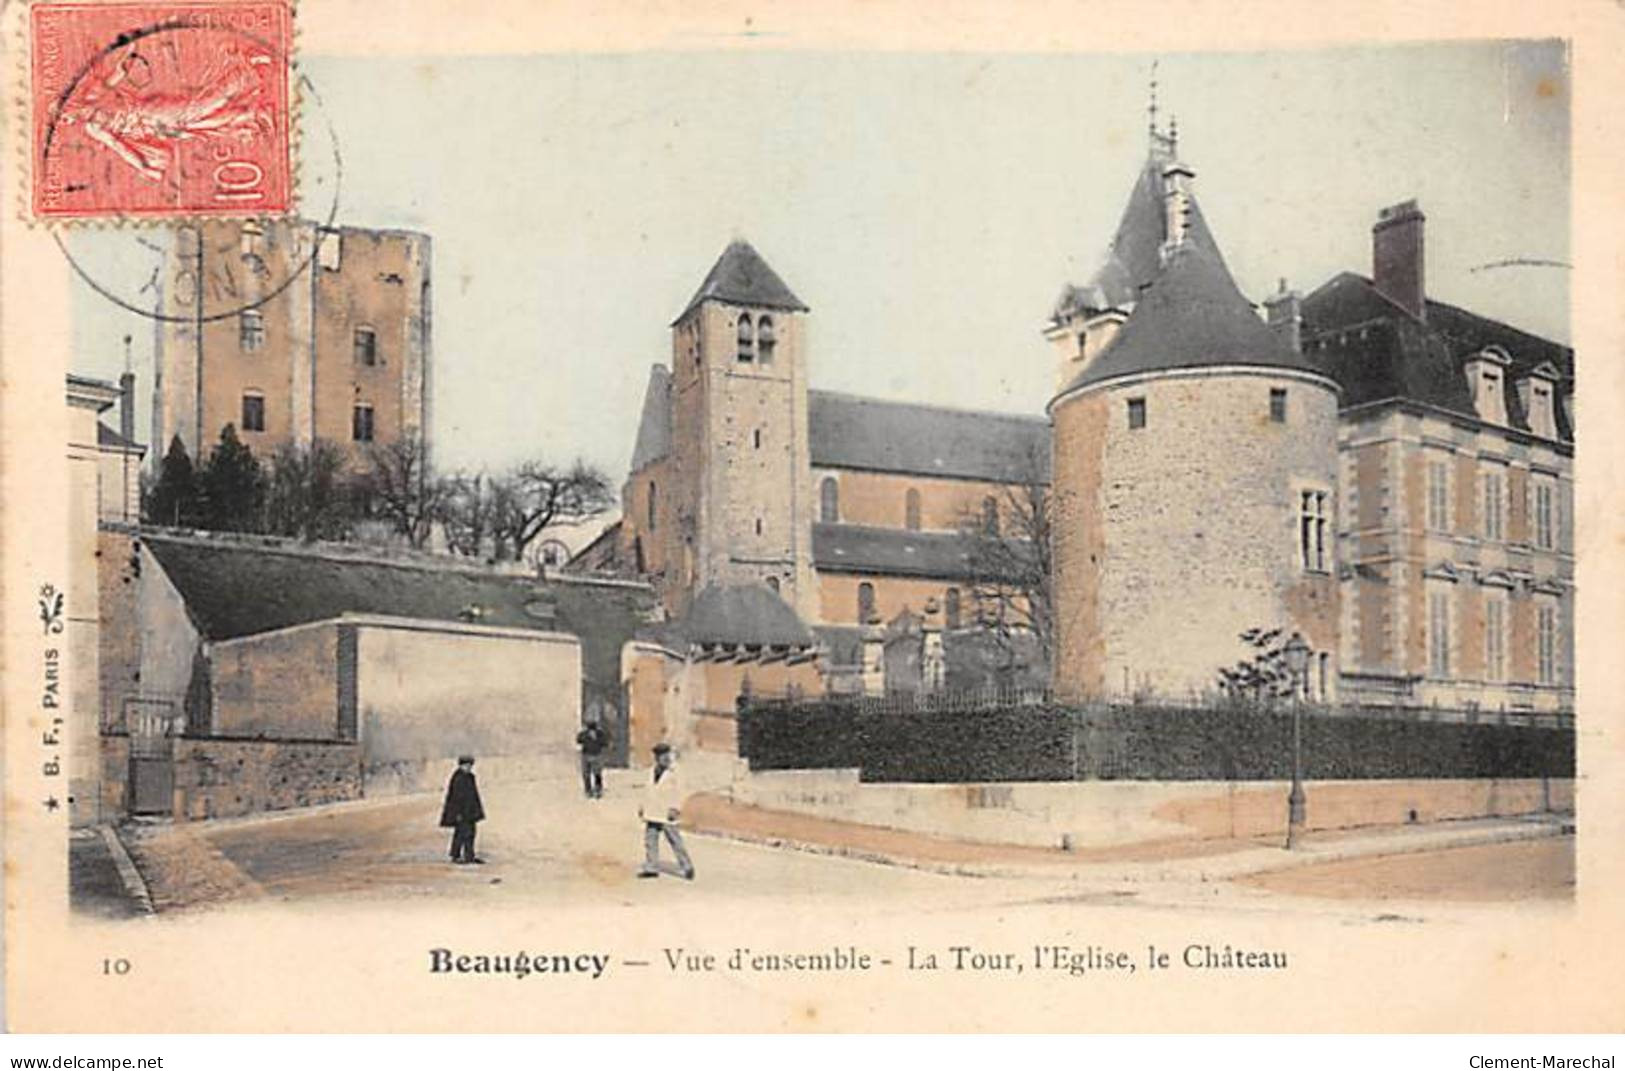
[682,790,1573,882]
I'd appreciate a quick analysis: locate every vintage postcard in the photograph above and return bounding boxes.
[3,0,1623,1035]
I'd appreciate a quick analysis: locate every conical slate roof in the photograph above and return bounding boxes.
[1056,240,1322,398]
[673,239,808,324]
[1054,154,1231,318]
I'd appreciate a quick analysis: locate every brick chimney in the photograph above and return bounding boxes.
[1372,199,1426,321]
[119,370,136,443]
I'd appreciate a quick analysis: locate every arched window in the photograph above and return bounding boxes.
[905,488,922,531]
[857,582,876,624]
[944,588,961,629]
[766,576,780,594]
[633,536,646,574]
[736,314,754,362]
[981,496,999,536]
[647,481,657,531]
[757,316,776,364]
[820,476,839,523]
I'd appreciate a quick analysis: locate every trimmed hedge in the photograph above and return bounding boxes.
[737,701,1574,784]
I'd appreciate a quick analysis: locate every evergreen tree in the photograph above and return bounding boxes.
[198,424,264,531]
[145,435,203,528]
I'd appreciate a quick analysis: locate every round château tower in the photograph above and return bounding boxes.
[1046,136,1342,703]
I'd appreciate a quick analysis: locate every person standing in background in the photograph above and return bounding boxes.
[576,713,611,799]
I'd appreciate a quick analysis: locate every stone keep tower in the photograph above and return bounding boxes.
[666,240,818,621]
[1046,131,1342,702]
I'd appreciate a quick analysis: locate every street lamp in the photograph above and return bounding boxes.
[1282,631,1311,850]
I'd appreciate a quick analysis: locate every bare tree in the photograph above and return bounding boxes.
[441,472,495,559]
[442,458,614,563]
[360,437,446,549]
[956,451,1052,678]
[491,459,615,563]
[264,439,355,542]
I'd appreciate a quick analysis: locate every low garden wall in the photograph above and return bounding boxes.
[171,736,361,821]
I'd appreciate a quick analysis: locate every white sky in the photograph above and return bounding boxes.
[72,40,1570,476]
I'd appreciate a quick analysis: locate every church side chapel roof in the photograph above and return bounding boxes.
[673,239,809,324]
[653,583,815,649]
[807,391,1051,484]
[812,522,1029,583]
[1301,272,1574,443]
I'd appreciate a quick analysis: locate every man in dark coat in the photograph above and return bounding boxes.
[440,755,485,864]
[575,714,611,799]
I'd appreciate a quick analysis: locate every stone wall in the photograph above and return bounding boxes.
[724,770,1572,850]
[171,736,361,821]
[1053,369,1340,701]
[97,734,130,824]
[97,528,142,729]
[210,621,346,739]
[355,619,581,794]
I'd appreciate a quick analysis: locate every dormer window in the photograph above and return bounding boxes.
[1464,346,1511,425]
[736,314,754,363]
[1518,362,1561,440]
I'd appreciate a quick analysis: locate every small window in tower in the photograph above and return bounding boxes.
[354,326,378,367]
[753,428,762,450]
[1127,397,1146,430]
[352,403,375,443]
[1269,388,1287,423]
[905,488,922,531]
[757,316,776,364]
[648,481,658,532]
[755,517,763,536]
[241,392,266,432]
[766,576,780,594]
[239,310,265,352]
[981,496,999,536]
[857,582,876,624]
[820,476,839,523]
[945,587,961,629]
[736,314,754,363]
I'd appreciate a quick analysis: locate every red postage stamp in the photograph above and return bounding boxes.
[30,1,293,221]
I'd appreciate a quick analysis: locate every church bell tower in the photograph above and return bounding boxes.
[666,240,818,622]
